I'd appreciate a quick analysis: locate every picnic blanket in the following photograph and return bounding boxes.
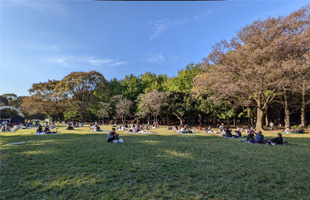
[126,131,153,134]
[8,142,26,145]
[178,132,195,134]
[89,130,108,132]
[36,132,59,135]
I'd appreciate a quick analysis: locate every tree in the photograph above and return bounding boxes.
[162,91,197,125]
[0,96,9,106]
[120,74,143,101]
[2,93,17,104]
[194,7,310,131]
[22,80,66,121]
[54,71,108,121]
[140,72,168,93]
[137,90,170,123]
[108,78,123,96]
[111,95,133,125]
[97,102,111,124]
[166,63,199,92]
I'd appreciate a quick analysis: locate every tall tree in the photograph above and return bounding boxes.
[194,7,310,130]
[54,71,108,121]
[21,80,65,121]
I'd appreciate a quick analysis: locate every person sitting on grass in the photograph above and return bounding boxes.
[235,129,242,138]
[205,126,214,134]
[44,126,51,134]
[255,131,264,144]
[36,125,43,133]
[225,127,232,138]
[297,128,305,134]
[66,124,74,130]
[283,128,290,134]
[247,131,255,143]
[266,133,284,145]
[94,124,100,132]
[1,125,5,132]
[107,128,120,143]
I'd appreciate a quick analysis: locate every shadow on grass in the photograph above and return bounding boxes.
[1,133,310,199]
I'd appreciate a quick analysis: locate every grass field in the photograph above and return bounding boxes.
[1,125,310,199]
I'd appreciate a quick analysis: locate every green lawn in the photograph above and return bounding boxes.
[1,126,310,199]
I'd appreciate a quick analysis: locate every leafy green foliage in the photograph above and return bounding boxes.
[166,63,199,92]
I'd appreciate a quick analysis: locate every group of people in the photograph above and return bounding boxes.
[245,131,284,145]
[172,124,193,134]
[1,124,10,132]
[36,125,58,134]
[283,127,305,134]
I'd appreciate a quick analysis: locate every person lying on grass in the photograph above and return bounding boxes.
[107,128,119,143]
[255,131,264,144]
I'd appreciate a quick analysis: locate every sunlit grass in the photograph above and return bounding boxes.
[1,125,310,199]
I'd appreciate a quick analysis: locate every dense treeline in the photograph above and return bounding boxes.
[1,7,309,129]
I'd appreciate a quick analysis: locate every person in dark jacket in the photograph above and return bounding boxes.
[36,125,43,133]
[225,127,232,138]
[271,133,284,145]
[107,128,119,143]
[255,131,264,144]
[247,131,255,142]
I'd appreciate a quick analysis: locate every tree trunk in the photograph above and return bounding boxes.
[265,105,269,127]
[256,97,264,131]
[233,115,236,127]
[81,113,85,123]
[301,79,306,128]
[247,106,252,125]
[198,113,202,126]
[256,108,264,131]
[226,117,230,127]
[284,89,291,129]
[166,114,170,126]
[213,113,217,127]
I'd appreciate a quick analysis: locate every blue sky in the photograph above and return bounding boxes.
[0,0,309,96]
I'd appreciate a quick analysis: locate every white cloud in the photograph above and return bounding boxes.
[109,61,129,67]
[87,59,116,66]
[49,56,129,68]
[86,58,129,67]
[148,53,166,64]
[150,19,189,40]
[8,0,69,17]
[150,10,212,40]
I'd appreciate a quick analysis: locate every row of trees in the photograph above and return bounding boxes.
[19,63,201,125]
[1,7,309,130]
